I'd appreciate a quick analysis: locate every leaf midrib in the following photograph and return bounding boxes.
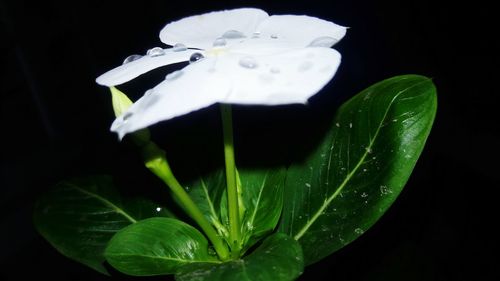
[66,183,137,223]
[293,81,424,240]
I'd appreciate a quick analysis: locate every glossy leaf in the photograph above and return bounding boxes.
[34,175,172,275]
[188,168,285,252]
[175,233,303,281]
[279,75,437,264]
[105,217,219,276]
[238,168,286,251]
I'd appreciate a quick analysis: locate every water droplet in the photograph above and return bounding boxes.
[213,37,227,47]
[354,228,364,234]
[363,168,368,172]
[185,186,190,191]
[335,123,340,127]
[270,67,280,73]
[208,246,217,256]
[189,52,204,63]
[172,43,187,52]
[251,31,261,38]
[146,47,165,57]
[122,54,142,64]
[295,256,301,261]
[122,112,133,122]
[270,34,278,39]
[349,123,353,128]
[156,207,162,212]
[298,61,313,72]
[239,56,258,69]
[305,183,311,188]
[222,30,246,39]
[299,215,303,219]
[165,70,183,80]
[361,192,368,198]
[380,185,393,195]
[308,36,338,47]
[144,89,153,96]
[365,147,372,153]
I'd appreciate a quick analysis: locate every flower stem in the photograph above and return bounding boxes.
[220,104,241,258]
[142,142,230,261]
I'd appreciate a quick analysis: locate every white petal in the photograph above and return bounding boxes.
[110,58,231,138]
[215,47,341,105]
[159,8,269,50]
[253,15,346,48]
[96,48,199,86]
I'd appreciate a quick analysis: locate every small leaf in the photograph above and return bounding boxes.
[239,168,286,251]
[105,217,219,276]
[175,233,303,281]
[34,175,171,275]
[188,168,285,252]
[280,75,437,264]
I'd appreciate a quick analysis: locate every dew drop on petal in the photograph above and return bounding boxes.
[189,52,204,63]
[122,112,133,123]
[144,89,153,97]
[239,56,258,69]
[146,47,165,57]
[251,31,261,38]
[212,37,227,47]
[172,43,187,52]
[270,67,280,73]
[122,54,142,64]
[270,34,278,39]
[165,70,184,80]
[298,61,313,72]
[222,30,246,39]
[308,36,338,47]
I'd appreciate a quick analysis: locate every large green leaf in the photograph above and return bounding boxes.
[175,233,303,281]
[105,217,219,276]
[33,175,172,275]
[188,168,285,252]
[279,75,437,264]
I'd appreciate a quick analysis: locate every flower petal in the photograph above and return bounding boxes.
[215,47,341,105]
[159,8,269,50]
[110,58,231,139]
[253,15,346,48]
[96,48,199,86]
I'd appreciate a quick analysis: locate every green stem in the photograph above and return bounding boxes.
[220,104,241,258]
[142,142,230,261]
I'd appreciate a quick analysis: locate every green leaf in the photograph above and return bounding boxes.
[34,175,172,275]
[188,168,285,252]
[279,75,437,264]
[238,168,286,251]
[105,217,219,276]
[175,233,303,281]
[188,170,228,238]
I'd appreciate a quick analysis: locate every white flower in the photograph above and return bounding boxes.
[96,8,346,139]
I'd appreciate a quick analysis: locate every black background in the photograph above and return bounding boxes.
[1,0,498,280]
